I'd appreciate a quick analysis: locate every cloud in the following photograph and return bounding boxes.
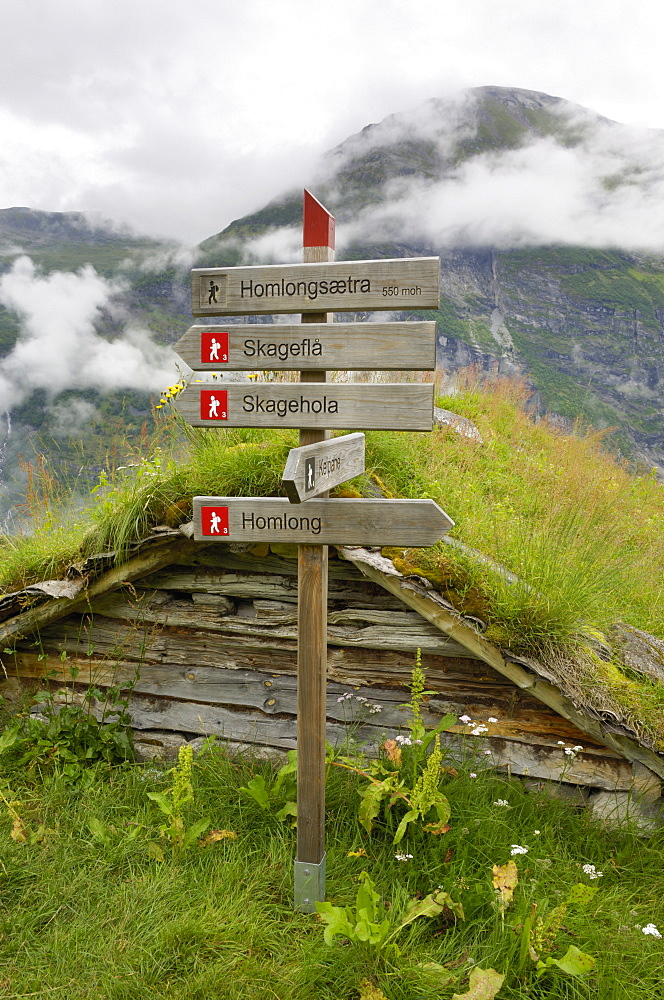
[333,101,664,253]
[0,257,182,413]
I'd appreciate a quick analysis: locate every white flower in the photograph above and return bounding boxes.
[642,923,662,938]
[459,715,472,724]
[484,749,492,755]
[336,692,353,703]
[396,735,412,746]
[395,853,413,862]
[488,717,498,723]
[368,704,382,714]
[582,864,603,879]
[573,745,583,752]
[533,830,541,835]
[510,845,529,855]
[469,772,477,778]
[557,740,565,745]
[494,799,510,807]
[471,725,488,735]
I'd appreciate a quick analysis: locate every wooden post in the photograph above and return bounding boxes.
[294,191,334,911]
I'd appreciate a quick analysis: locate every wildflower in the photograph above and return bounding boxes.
[534,829,540,835]
[395,853,413,862]
[459,715,472,724]
[494,799,510,807]
[557,741,565,745]
[471,725,489,735]
[582,864,603,879]
[469,773,477,778]
[336,692,353,703]
[368,703,382,714]
[396,735,412,746]
[355,696,368,704]
[642,923,662,938]
[483,749,492,755]
[488,717,498,723]
[510,845,529,855]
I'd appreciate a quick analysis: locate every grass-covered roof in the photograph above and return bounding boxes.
[1,370,663,751]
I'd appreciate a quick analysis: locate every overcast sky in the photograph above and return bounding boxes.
[1,0,663,245]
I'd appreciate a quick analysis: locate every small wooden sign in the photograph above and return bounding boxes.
[191,258,440,316]
[193,497,454,546]
[173,322,436,371]
[282,432,365,503]
[174,382,434,431]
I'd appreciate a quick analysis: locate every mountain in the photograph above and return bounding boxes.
[201,87,664,468]
[2,85,664,525]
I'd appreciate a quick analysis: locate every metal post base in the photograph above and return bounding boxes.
[294,853,326,912]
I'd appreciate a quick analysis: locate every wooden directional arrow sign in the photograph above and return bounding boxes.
[175,382,434,431]
[173,322,436,371]
[191,258,440,316]
[282,432,365,503]
[193,497,454,546]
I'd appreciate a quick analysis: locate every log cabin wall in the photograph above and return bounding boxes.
[7,544,656,804]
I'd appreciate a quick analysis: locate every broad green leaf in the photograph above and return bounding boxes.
[183,816,211,848]
[567,883,599,907]
[358,780,389,833]
[399,890,464,931]
[239,775,271,810]
[413,960,455,982]
[452,966,505,999]
[422,713,457,750]
[274,800,297,822]
[540,945,595,978]
[88,817,112,845]
[393,808,418,844]
[0,728,19,754]
[315,902,355,946]
[146,791,174,816]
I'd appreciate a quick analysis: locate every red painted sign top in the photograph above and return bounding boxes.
[303,189,335,249]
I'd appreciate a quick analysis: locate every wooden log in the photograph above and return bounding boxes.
[84,593,471,655]
[133,568,404,608]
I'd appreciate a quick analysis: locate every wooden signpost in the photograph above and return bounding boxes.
[191,257,440,316]
[281,433,365,503]
[174,321,436,372]
[193,496,453,545]
[173,189,452,913]
[174,382,434,431]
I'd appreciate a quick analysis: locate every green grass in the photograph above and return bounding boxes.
[0,740,662,999]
